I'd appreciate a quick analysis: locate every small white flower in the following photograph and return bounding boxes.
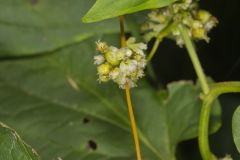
[127,79,136,88]
[176,37,185,47]
[204,17,218,31]
[119,62,129,74]
[137,70,145,78]
[127,60,138,73]
[148,11,159,22]
[134,49,145,56]
[109,46,118,53]
[137,59,147,68]
[94,55,105,65]
[96,40,108,53]
[138,43,147,50]
[109,68,120,80]
[125,48,133,57]
[126,37,136,44]
[116,49,125,60]
[116,76,127,89]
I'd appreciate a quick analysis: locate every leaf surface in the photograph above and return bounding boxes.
[233,106,240,153]
[0,0,120,56]
[82,0,176,23]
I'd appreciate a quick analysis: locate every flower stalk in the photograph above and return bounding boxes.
[179,25,210,94]
[120,16,142,160]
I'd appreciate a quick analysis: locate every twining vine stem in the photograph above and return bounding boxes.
[199,82,240,160]
[120,16,142,160]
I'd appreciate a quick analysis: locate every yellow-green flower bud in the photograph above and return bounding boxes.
[98,75,110,82]
[197,10,211,23]
[97,63,111,75]
[105,51,120,66]
[96,41,109,53]
[192,20,203,29]
[191,28,208,40]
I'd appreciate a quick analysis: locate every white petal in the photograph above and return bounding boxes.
[125,49,133,57]
[127,37,136,44]
[94,55,105,65]
[138,43,147,50]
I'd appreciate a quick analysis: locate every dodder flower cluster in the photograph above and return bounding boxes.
[142,0,218,46]
[94,37,147,89]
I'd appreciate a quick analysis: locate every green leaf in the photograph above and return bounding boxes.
[0,36,221,160]
[0,0,121,57]
[0,122,40,160]
[82,0,176,23]
[233,106,240,153]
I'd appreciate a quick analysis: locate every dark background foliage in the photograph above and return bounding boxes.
[150,0,240,159]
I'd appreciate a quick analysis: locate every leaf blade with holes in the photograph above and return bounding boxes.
[233,106,240,153]
[0,36,221,160]
[82,0,177,23]
[0,122,40,160]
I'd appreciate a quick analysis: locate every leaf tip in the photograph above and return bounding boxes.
[81,15,90,23]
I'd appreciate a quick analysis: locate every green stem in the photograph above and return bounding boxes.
[147,38,161,63]
[199,96,217,160]
[178,24,213,160]
[199,82,240,160]
[147,22,177,63]
[179,25,210,94]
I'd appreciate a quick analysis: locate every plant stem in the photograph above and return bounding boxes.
[147,22,177,63]
[199,82,240,160]
[125,83,142,160]
[199,96,217,160]
[120,16,142,160]
[179,25,210,94]
[179,25,213,160]
[120,16,126,47]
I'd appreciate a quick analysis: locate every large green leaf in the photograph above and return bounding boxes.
[0,0,121,56]
[0,122,40,160]
[0,36,221,160]
[233,106,240,153]
[82,0,176,23]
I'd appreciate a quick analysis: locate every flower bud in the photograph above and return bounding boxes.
[197,10,211,23]
[98,75,110,82]
[96,41,108,53]
[97,63,111,75]
[105,51,120,66]
[191,28,208,41]
[192,20,203,29]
